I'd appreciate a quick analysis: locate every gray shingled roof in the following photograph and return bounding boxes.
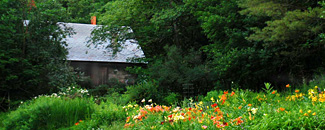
[64,23,145,63]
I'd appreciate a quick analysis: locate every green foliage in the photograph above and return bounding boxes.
[123,80,162,104]
[262,82,273,94]
[76,76,94,89]
[91,0,208,58]
[2,97,94,130]
[89,78,126,96]
[163,92,181,105]
[57,0,111,23]
[149,45,215,94]
[0,0,78,111]
[70,101,127,129]
[237,0,325,87]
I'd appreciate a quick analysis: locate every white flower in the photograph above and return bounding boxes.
[141,99,145,103]
[251,108,258,114]
[148,99,152,103]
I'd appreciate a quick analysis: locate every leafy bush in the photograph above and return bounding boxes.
[2,97,94,130]
[148,45,215,95]
[67,101,128,130]
[163,92,181,105]
[89,78,127,97]
[77,76,94,89]
[298,74,325,92]
[123,80,162,104]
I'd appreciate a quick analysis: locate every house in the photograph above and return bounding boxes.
[64,23,145,86]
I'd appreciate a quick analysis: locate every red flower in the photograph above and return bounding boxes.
[224,91,229,95]
[214,107,221,113]
[168,114,173,118]
[75,122,79,126]
[211,103,217,108]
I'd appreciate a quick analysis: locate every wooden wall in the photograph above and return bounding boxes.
[69,61,145,86]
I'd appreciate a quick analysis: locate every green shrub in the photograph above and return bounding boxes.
[68,101,127,130]
[3,96,94,130]
[299,74,325,92]
[163,92,181,105]
[89,78,126,96]
[123,80,162,104]
[77,76,94,89]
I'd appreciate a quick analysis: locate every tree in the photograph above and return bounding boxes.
[60,0,111,23]
[0,0,75,111]
[238,0,325,86]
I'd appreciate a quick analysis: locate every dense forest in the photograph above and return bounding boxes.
[1,0,325,111]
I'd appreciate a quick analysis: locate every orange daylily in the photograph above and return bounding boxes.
[279,107,285,111]
[286,84,290,88]
[231,91,235,96]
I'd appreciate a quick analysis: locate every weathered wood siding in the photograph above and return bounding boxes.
[69,61,145,86]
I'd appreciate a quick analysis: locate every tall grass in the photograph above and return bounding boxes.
[2,97,94,130]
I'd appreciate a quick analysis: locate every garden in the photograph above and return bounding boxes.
[1,80,325,129]
[1,0,325,129]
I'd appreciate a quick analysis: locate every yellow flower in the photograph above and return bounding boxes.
[312,112,316,116]
[308,110,312,113]
[304,113,308,116]
[312,97,318,102]
[315,86,318,89]
[210,97,215,102]
[299,109,303,113]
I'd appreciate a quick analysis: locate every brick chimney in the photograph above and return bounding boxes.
[91,16,96,25]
